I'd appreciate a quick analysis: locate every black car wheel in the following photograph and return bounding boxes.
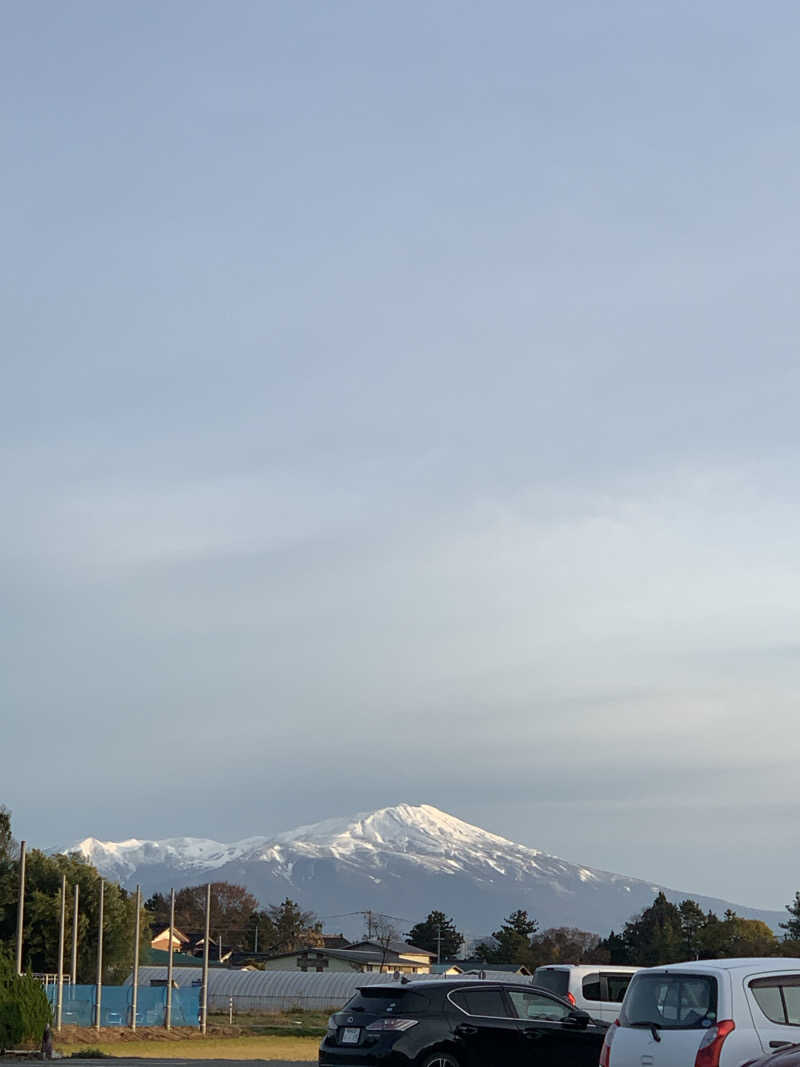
[419,1054,460,1067]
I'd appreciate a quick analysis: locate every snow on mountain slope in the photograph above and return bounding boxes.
[67,803,783,935]
[73,804,563,884]
[72,834,271,880]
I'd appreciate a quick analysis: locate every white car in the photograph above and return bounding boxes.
[600,957,800,1067]
[532,964,640,1022]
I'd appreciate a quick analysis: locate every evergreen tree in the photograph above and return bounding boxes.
[622,892,683,965]
[678,899,707,960]
[781,892,800,940]
[476,909,539,965]
[263,898,322,954]
[597,929,631,964]
[407,911,463,960]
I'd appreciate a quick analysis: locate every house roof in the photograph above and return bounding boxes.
[458,962,532,976]
[146,948,227,968]
[347,939,435,958]
[151,926,189,943]
[259,947,424,967]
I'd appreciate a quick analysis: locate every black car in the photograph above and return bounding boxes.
[743,1046,800,1067]
[318,977,609,1067]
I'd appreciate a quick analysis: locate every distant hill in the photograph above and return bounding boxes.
[67,803,785,937]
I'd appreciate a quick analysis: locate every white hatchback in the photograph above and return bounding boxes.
[600,957,800,1067]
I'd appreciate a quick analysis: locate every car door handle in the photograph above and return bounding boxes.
[770,1041,792,1048]
[455,1024,478,1036]
[522,1029,542,1040]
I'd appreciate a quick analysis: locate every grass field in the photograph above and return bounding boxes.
[50,1022,321,1062]
[55,1035,319,1060]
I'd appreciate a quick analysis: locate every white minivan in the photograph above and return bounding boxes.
[600,957,800,1067]
[532,964,640,1022]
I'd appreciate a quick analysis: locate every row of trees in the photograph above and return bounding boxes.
[470,892,800,968]
[0,806,324,981]
[0,807,146,983]
[145,886,322,955]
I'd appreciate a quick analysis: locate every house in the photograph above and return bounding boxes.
[189,937,233,964]
[430,963,465,976]
[345,940,435,969]
[150,927,190,954]
[322,933,351,949]
[259,942,433,974]
[456,960,533,976]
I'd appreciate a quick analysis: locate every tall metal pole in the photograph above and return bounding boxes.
[15,840,26,974]
[201,883,211,1035]
[131,885,141,1031]
[56,875,66,1031]
[94,880,104,1031]
[70,883,79,985]
[165,888,175,1030]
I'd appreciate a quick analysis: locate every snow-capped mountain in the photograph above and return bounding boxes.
[67,803,783,936]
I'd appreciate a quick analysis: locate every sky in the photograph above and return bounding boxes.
[3,1,800,913]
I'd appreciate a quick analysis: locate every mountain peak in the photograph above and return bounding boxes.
[272,802,525,858]
[63,804,784,937]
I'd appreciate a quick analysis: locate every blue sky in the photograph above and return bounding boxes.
[4,1,800,911]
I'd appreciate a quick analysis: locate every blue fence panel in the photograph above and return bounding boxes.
[135,986,167,1026]
[45,985,199,1028]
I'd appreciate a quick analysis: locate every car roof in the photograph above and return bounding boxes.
[355,977,565,995]
[534,964,640,974]
[638,958,800,975]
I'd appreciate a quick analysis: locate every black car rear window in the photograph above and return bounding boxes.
[620,974,717,1030]
[344,989,429,1015]
[533,969,570,998]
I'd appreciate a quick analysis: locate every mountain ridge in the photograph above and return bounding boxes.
[66,803,784,936]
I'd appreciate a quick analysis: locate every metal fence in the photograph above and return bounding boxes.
[45,984,200,1028]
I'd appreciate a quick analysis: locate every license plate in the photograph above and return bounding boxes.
[341,1027,361,1044]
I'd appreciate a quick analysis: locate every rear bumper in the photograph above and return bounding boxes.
[319,1048,409,1066]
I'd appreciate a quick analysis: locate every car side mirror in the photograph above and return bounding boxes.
[566,1009,590,1029]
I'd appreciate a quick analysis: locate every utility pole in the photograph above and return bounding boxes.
[70,883,80,985]
[56,875,66,1031]
[131,885,141,1031]
[166,888,175,1030]
[201,883,211,1035]
[95,880,104,1031]
[436,924,442,966]
[15,840,26,974]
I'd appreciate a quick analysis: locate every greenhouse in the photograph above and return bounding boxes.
[130,966,412,1013]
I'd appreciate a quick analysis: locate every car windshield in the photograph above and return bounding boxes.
[620,974,717,1030]
[343,990,429,1015]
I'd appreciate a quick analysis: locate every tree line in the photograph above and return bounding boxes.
[471,891,800,968]
[0,806,324,981]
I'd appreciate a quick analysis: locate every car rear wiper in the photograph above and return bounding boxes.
[629,1021,662,1042]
